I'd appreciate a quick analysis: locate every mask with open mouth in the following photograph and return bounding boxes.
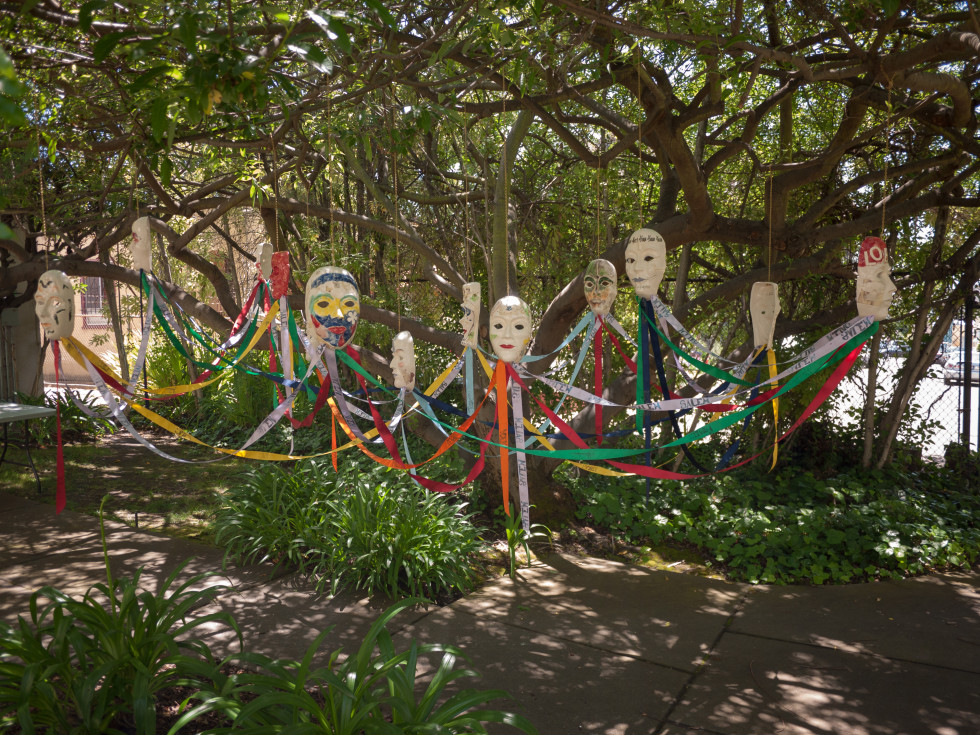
[306,266,360,349]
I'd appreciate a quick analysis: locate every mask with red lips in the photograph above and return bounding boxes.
[305,266,360,350]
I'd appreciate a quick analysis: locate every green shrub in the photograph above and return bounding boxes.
[174,598,538,734]
[216,458,485,600]
[0,507,239,733]
[565,461,980,585]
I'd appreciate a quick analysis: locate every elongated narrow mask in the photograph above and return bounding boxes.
[36,269,75,340]
[750,281,780,348]
[391,331,416,390]
[856,236,896,321]
[460,281,482,348]
[624,228,666,300]
[306,266,360,350]
[131,217,152,272]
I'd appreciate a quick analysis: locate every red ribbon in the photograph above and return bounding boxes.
[52,341,66,514]
[594,323,603,446]
[342,346,490,492]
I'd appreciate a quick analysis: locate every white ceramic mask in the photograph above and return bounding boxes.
[583,259,617,316]
[131,217,152,272]
[35,269,75,340]
[460,282,481,349]
[489,295,532,363]
[750,282,780,348]
[257,241,273,281]
[856,237,896,322]
[624,228,666,300]
[305,266,360,350]
[391,331,416,390]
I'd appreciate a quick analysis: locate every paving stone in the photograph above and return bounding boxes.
[453,553,745,671]
[191,574,428,664]
[670,631,980,735]
[733,572,980,673]
[396,604,690,735]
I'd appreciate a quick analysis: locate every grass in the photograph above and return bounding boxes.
[0,431,240,541]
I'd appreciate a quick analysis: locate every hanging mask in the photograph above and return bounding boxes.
[750,282,781,348]
[130,217,153,273]
[583,259,617,316]
[391,331,416,390]
[270,251,290,300]
[460,282,482,348]
[624,228,666,300]
[856,237,896,322]
[36,270,75,340]
[256,242,273,281]
[489,295,532,363]
[305,266,360,350]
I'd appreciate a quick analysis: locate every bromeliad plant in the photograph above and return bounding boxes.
[0,499,239,733]
[170,598,538,734]
[503,502,552,580]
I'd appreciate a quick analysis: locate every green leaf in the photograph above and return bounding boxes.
[150,97,169,142]
[127,65,172,94]
[364,0,396,28]
[93,32,128,64]
[79,0,109,32]
[0,223,15,240]
[0,96,26,127]
[159,156,172,188]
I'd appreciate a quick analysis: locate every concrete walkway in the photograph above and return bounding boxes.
[1,493,978,734]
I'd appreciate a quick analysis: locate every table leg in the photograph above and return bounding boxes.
[23,420,42,496]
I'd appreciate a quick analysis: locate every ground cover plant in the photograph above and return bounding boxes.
[565,454,980,585]
[172,598,538,734]
[0,507,536,734]
[215,456,485,601]
[0,507,239,733]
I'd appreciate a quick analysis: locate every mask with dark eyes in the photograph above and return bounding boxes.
[488,295,533,362]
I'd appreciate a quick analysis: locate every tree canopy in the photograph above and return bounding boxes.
[3,0,980,518]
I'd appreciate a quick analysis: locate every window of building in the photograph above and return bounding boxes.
[80,276,109,327]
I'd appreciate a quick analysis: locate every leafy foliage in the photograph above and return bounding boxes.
[501,502,552,580]
[0,505,239,733]
[15,390,116,445]
[216,458,485,600]
[566,454,980,585]
[174,598,538,734]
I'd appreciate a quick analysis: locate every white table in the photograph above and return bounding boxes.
[0,402,57,494]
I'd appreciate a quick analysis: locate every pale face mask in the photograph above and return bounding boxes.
[856,237,897,322]
[489,296,532,363]
[35,270,75,340]
[750,282,780,348]
[460,282,481,348]
[256,242,273,281]
[391,331,416,390]
[583,259,617,316]
[306,266,360,350]
[130,217,152,273]
[624,228,666,300]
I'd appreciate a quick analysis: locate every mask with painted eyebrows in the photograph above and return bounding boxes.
[583,259,617,316]
[624,228,666,301]
[305,266,360,350]
[489,295,532,363]
[391,331,416,390]
[35,269,75,340]
[460,282,481,348]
